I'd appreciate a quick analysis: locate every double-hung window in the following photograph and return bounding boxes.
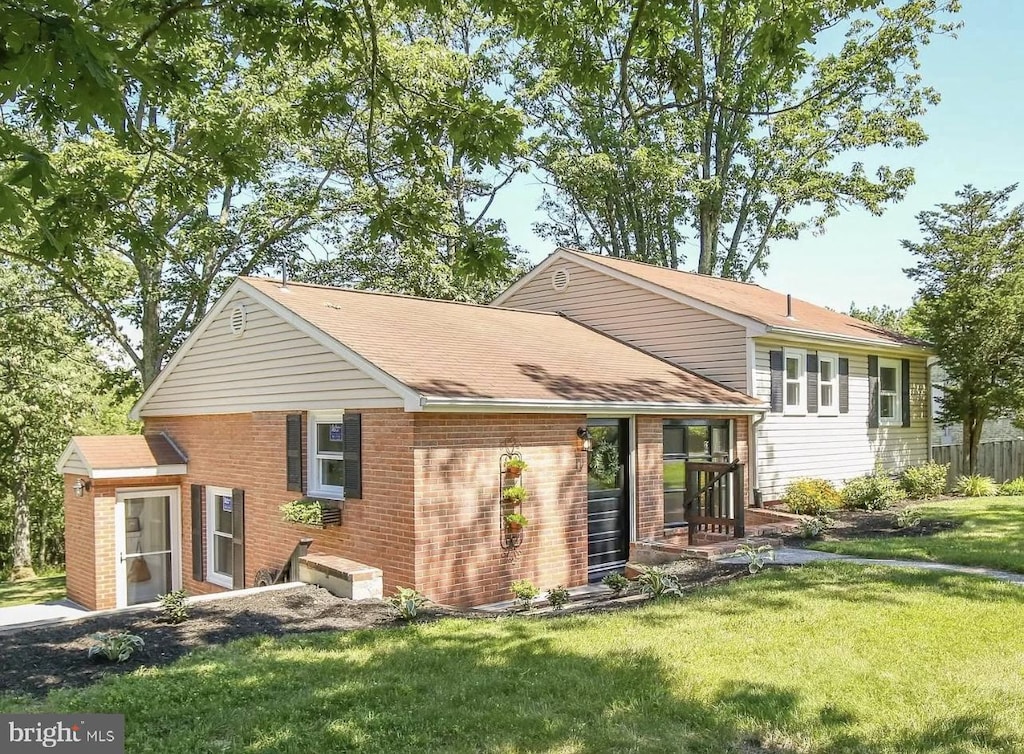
[206,486,234,588]
[818,352,839,416]
[878,358,901,425]
[783,348,807,415]
[309,412,345,499]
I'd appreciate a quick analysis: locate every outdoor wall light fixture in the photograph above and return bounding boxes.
[73,478,92,498]
[576,427,593,453]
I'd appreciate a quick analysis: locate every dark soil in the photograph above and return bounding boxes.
[782,501,962,547]
[1,561,747,698]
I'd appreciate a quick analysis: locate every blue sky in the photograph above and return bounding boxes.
[489,3,1023,312]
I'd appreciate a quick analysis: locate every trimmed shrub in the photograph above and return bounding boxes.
[546,585,570,610]
[782,478,841,515]
[510,579,540,610]
[955,474,999,497]
[601,572,630,596]
[158,590,189,624]
[841,472,905,510]
[999,477,1024,496]
[901,462,949,499]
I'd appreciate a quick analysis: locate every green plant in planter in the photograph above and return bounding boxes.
[504,458,528,477]
[280,499,323,527]
[510,579,539,610]
[546,585,570,610]
[502,485,528,504]
[505,512,529,532]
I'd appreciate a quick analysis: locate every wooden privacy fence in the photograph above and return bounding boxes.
[932,440,1024,483]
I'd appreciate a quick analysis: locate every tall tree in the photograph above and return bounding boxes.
[848,302,924,338]
[522,0,960,278]
[905,185,1024,475]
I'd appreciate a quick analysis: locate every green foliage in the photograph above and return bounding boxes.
[158,590,189,625]
[793,515,836,540]
[848,304,925,338]
[389,587,429,620]
[635,566,681,598]
[545,585,570,610]
[510,579,539,610]
[895,507,923,529]
[87,631,144,663]
[503,458,528,475]
[601,572,630,596]
[901,462,950,499]
[905,185,1024,475]
[842,472,906,511]
[504,513,528,529]
[502,486,528,504]
[783,479,841,515]
[280,500,324,527]
[954,475,999,498]
[999,477,1024,496]
[735,544,775,574]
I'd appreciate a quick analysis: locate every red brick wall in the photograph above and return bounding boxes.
[412,413,588,606]
[145,409,415,597]
[64,475,99,609]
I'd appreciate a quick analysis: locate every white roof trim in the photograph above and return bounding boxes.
[493,249,768,334]
[131,279,422,419]
[418,396,767,415]
[762,326,933,354]
[92,465,188,479]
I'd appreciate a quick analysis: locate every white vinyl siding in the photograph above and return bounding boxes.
[754,341,929,499]
[140,292,404,416]
[500,259,750,391]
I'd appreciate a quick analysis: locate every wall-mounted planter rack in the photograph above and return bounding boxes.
[499,447,526,550]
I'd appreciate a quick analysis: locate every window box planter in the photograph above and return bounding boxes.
[280,498,343,529]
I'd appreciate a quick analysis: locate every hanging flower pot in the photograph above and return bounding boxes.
[503,458,528,479]
[505,513,529,533]
[502,485,528,505]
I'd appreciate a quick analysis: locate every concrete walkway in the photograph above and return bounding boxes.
[718,547,1024,586]
[0,598,90,630]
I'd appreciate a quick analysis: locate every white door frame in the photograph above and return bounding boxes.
[114,487,182,609]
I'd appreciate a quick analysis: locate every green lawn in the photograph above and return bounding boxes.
[811,497,1024,573]
[6,563,1024,753]
[0,574,66,607]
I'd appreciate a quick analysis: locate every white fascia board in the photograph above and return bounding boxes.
[417,396,768,415]
[130,278,250,420]
[91,464,188,479]
[760,327,934,355]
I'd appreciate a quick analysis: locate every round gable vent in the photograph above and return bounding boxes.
[551,266,571,292]
[229,304,247,336]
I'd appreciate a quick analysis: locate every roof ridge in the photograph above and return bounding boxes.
[242,276,561,317]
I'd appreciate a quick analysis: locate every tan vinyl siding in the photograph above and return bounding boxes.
[503,259,749,390]
[60,448,89,476]
[753,340,929,499]
[140,292,403,416]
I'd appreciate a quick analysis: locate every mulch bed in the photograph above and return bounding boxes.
[1,561,747,699]
[782,501,962,546]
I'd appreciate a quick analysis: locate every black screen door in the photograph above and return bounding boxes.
[587,418,630,580]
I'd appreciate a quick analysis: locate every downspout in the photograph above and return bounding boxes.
[750,411,766,507]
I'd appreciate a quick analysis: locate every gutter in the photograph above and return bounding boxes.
[416,396,769,416]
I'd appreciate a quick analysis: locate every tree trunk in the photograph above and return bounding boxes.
[962,415,985,477]
[12,477,35,580]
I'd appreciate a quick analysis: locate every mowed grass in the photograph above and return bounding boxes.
[0,574,65,607]
[6,563,1024,753]
[811,497,1024,573]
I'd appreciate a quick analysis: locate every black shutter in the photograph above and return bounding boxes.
[231,488,245,589]
[901,358,912,427]
[838,358,850,414]
[286,414,303,492]
[343,413,362,499]
[769,350,783,413]
[868,356,879,429]
[806,353,819,414]
[190,484,203,581]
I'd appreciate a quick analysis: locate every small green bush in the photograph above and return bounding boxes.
[999,477,1024,496]
[601,572,630,596]
[841,472,905,510]
[635,566,681,597]
[955,474,999,497]
[783,479,841,515]
[158,589,189,624]
[901,462,949,499]
[896,507,922,529]
[87,632,144,663]
[510,579,540,610]
[389,587,429,620]
[546,585,570,610]
[792,515,835,539]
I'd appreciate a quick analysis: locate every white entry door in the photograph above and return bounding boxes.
[115,488,181,608]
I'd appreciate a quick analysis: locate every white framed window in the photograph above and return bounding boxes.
[783,347,807,415]
[206,485,234,588]
[818,352,839,416]
[309,412,345,499]
[878,358,902,425]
